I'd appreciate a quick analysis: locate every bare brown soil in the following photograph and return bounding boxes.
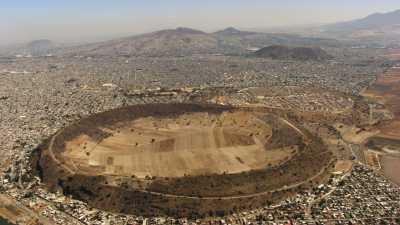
[334,160,353,174]
[62,111,292,178]
[362,65,400,184]
[334,123,378,144]
[362,68,400,139]
[380,156,400,186]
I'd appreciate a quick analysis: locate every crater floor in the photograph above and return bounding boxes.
[62,111,293,178]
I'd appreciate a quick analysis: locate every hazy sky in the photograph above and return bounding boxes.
[2,0,400,45]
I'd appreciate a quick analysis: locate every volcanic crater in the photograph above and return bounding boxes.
[34,103,332,217]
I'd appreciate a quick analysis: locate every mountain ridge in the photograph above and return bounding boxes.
[253,45,332,61]
[325,9,400,31]
[59,27,338,57]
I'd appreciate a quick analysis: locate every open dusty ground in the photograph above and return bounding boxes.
[334,160,353,174]
[362,67,400,139]
[61,111,294,178]
[334,123,379,145]
[380,156,400,186]
[362,63,400,184]
[362,68,400,138]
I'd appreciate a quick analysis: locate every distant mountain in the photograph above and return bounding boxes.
[213,27,257,36]
[253,45,332,61]
[213,27,339,52]
[63,27,220,57]
[326,9,400,31]
[321,9,400,45]
[0,39,56,56]
[57,27,340,57]
[25,39,55,55]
